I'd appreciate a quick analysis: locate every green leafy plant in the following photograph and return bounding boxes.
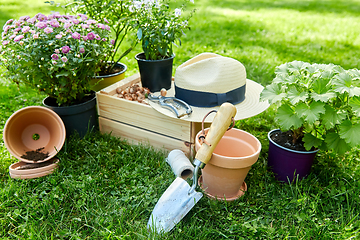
[63,0,138,74]
[133,0,195,60]
[261,60,360,155]
[0,12,112,106]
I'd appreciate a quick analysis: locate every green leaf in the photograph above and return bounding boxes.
[295,101,325,124]
[137,28,143,40]
[334,72,360,97]
[275,62,290,74]
[320,69,335,80]
[260,83,286,104]
[304,64,318,74]
[310,92,336,102]
[349,96,360,117]
[324,132,351,155]
[303,133,322,150]
[55,71,70,78]
[339,120,360,146]
[288,60,307,73]
[288,87,308,105]
[275,104,303,130]
[322,105,347,129]
[311,76,332,94]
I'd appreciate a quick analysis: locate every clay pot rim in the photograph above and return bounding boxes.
[268,129,319,154]
[135,52,175,62]
[196,128,261,168]
[3,106,66,163]
[200,128,261,158]
[9,158,59,175]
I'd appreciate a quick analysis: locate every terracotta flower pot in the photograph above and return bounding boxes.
[9,158,59,179]
[3,106,66,163]
[91,62,127,91]
[195,128,261,201]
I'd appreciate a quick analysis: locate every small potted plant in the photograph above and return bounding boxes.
[64,0,138,90]
[132,0,195,92]
[260,60,360,182]
[0,12,113,137]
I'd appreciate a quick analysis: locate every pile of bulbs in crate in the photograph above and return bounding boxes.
[3,106,66,179]
[114,83,168,105]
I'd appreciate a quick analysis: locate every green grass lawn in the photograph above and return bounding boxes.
[1,0,360,239]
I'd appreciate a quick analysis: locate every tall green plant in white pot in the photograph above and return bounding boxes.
[64,0,139,91]
[0,12,113,137]
[261,61,360,182]
[132,0,195,92]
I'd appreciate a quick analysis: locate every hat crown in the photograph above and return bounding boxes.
[175,53,246,93]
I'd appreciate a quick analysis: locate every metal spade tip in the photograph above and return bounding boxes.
[147,177,203,233]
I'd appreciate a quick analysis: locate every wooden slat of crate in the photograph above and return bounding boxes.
[97,73,212,157]
[97,73,192,142]
[99,116,191,154]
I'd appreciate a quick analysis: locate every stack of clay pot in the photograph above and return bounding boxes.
[3,106,66,179]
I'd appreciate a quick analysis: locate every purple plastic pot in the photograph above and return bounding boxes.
[267,129,318,182]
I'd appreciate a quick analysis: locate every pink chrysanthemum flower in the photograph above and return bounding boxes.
[49,19,60,28]
[35,22,47,29]
[61,56,68,62]
[44,27,53,34]
[51,54,59,60]
[61,46,70,54]
[21,26,30,33]
[87,32,96,40]
[14,35,24,42]
[72,32,81,39]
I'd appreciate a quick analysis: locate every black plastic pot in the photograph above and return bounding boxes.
[135,52,174,92]
[43,91,97,138]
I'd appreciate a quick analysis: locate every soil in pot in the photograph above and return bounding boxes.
[21,147,49,161]
[92,62,127,91]
[97,63,125,75]
[270,130,313,152]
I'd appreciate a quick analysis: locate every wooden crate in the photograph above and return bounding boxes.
[96,73,209,157]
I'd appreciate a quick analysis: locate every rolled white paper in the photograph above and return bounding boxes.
[166,149,194,179]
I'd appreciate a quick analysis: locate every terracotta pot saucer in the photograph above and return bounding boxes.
[198,175,247,201]
[9,158,59,179]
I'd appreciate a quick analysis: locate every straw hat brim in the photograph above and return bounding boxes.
[148,79,270,123]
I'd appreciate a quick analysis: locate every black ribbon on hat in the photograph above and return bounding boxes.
[174,84,246,107]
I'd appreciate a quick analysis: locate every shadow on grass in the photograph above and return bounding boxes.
[181,3,360,85]
[210,0,360,15]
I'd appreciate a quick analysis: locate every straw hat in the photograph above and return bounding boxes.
[148,53,269,123]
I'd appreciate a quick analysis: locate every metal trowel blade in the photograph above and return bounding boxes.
[147,177,203,233]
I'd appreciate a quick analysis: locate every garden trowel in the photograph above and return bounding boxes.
[148,102,237,233]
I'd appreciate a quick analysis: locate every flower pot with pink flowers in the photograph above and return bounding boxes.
[0,12,114,136]
[66,0,140,90]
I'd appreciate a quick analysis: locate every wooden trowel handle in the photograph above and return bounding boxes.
[195,102,237,165]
